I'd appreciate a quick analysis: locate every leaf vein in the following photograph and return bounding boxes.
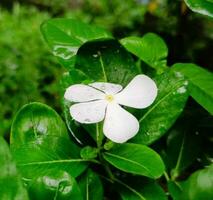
[104,152,152,176]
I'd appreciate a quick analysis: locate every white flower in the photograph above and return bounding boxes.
[64,75,157,143]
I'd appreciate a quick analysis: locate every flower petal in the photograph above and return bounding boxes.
[89,82,123,94]
[103,103,139,143]
[64,84,105,102]
[115,75,157,109]
[70,100,107,124]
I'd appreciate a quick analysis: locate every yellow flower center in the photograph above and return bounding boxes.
[105,94,114,102]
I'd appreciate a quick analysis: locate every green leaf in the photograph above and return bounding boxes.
[168,181,183,200]
[131,69,189,145]
[117,177,167,200]
[10,102,87,180]
[0,137,29,200]
[75,40,139,85]
[27,169,83,200]
[172,63,213,114]
[120,33,168,73]
[41,18,112,69]
[181,164,213,200]
[165,125,202,180]
[184,0,213,18]
[78,169,103,200]
[103,143,165,179]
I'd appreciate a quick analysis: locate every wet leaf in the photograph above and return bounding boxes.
[103,143,165,179]
[41,18,112,69]
[184,0,213,18]
[132,69,189,145]
[10,102,88,181]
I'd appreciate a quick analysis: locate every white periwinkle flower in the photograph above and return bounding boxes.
[64,75,157,143]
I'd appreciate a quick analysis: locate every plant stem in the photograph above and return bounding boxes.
[96,123,103,150]
[172,132,186,180]
[96,123,115,181]
[164,171,170,182]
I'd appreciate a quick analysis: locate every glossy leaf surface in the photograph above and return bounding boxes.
[28,169,83,200]
[10,102,87,180]
[120,33,168,73]
[184,0,213,18]
[131,69,189,145]
[41,18,112,69]
[172,63,213,114]
[103,143,165,178]
[75,40,139,85]
[181,165,213,200]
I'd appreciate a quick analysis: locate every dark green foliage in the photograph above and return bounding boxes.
[103,143,165,178]
[184,0,213,18]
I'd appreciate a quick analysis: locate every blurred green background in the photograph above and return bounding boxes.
[0,0,212,137]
